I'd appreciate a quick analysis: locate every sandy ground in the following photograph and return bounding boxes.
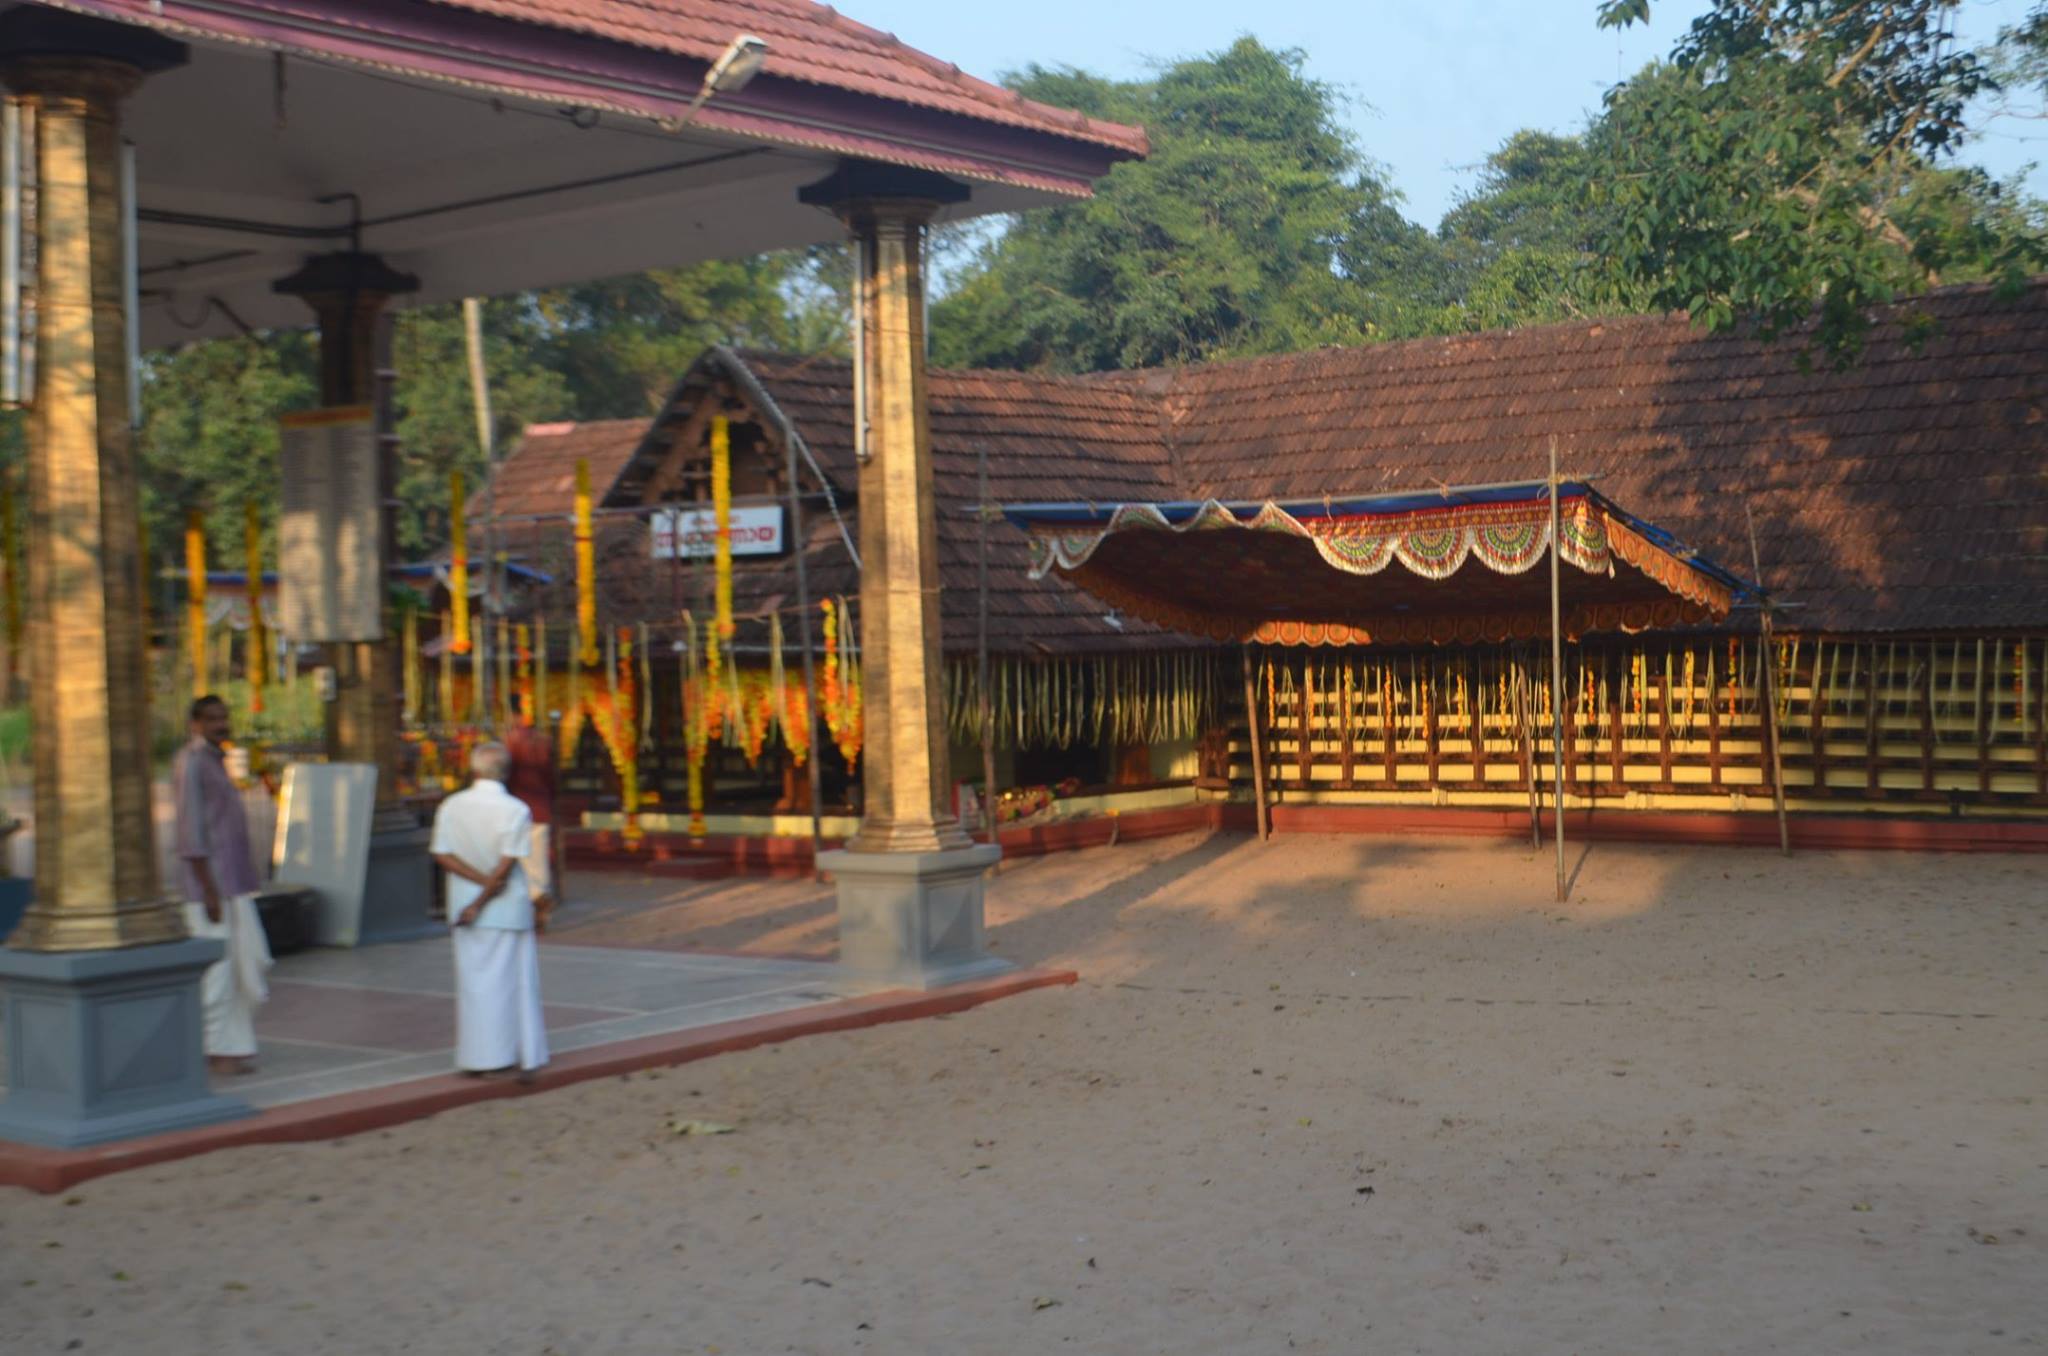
[1,830,2043,1356]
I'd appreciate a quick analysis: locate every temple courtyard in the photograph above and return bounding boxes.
[1,830,2042,1355]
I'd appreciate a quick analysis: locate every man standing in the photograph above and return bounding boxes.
[430,741,548,1081]
[504,721,560,931]
[173,694,273,1076]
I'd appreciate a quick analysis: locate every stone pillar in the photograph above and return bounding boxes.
[801,163,1004,989]
[273,254,437,946]
[0,10,248,1146]
[272,252,416,800]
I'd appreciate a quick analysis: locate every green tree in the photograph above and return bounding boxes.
[536,249,849,417]
[137,330,318,574]
[1593,0,2045,357]
[932,39,1418,371]
[1417,130,1649,332]
[391,297,573,558]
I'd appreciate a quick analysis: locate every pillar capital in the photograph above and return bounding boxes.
[0,9,187,101]
[798,161,970,229]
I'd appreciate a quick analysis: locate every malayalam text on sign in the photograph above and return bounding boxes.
[278,406,382,642]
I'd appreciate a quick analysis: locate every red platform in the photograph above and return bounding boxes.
[569,801,2048,877]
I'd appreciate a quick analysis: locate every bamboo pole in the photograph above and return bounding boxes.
[1242,646,1270,841]
[1746,505,1791,855]
[782,411,825,877]
[977,446,1000,853]
[1547,442,1569,901]
[1520,656,1539,848]
[463,297,499,726]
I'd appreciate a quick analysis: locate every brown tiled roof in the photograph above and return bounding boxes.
[477,280,2048,648]
[485,419,646,520]
[426,1,1147,155]
[1165,280,2048,634]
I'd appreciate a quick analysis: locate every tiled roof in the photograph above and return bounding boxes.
[480,279,2048,649]
[485,419,647,520]
[426,1,1147,155]
[1166,280,2048,634]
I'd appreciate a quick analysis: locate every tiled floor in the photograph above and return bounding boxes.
[216,938,878,1109]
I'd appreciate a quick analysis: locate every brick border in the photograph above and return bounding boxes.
[569,802,2048,876]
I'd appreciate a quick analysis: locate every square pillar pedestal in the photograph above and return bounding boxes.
[0,939,252,1148]
[821,844,1008,990]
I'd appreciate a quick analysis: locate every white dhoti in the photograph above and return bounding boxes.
[452,925,549,1072]
[182,894,272,1058]
[524,823,553,899]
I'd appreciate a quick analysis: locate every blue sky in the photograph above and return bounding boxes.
[851,0,2047,227]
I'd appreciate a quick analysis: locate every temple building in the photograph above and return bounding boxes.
[427,277,2048,860]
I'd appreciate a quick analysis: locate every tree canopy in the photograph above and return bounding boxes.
[1593,0,2048,356]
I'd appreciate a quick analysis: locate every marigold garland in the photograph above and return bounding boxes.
[449,469,470,655]
[515,622,533,726]
[402,604,421,726]
[243,499,268,711]
[574,458,598,666]
[438,608,455,727]
[711,414,735,686]
[184,509,208,699]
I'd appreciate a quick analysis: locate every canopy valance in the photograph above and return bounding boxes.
[1005,482,1749,647]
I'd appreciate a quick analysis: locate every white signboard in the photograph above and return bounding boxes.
[651,504,786,560]
[270,762,377,947]
[277,406,383,641]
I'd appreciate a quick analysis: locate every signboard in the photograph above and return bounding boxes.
[651,504,786,560]
[277,406,383,641]
[271,762,376,947]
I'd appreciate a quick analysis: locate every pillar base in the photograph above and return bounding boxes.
[820,843,1007,990]
[358,810,439,947]
[0,939,252,1148]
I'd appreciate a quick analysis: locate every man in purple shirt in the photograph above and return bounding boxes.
[173,694,272,1076]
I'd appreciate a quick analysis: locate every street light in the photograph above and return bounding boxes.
[672,34,769,126]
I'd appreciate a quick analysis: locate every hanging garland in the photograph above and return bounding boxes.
[617,625,643,840]
[184,510,208,699]
[243,500,268,712]
[515,622,533,726]
[534,615,549,729]
[710,414,735,705]
[402,603,421,727]
[438,609,455,729]
[449,469,470,655]
[639,620,654,751]
[681,609,708,837]
[574,457,598,667]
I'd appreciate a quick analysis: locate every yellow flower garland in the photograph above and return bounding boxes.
[449,469,470,654]
[574,458,597,666]
[184,509,208,699]
[708,414,733,707]
[244,499,268,710]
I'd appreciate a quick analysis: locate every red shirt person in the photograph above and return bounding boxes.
[503,724,559,926]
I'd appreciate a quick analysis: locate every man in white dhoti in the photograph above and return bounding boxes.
[173,694,273,1076]
[431,742,548,1081]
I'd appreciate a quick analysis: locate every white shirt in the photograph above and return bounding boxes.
[430,779,535,931]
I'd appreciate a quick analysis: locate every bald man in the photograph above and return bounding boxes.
[430,741,548,1081]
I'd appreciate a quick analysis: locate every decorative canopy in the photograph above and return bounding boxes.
[1004,481,1751,647]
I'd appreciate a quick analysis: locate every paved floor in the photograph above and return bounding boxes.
[224,936,878,1108]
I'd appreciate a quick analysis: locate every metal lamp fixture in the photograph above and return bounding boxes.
[677,34,769,122]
